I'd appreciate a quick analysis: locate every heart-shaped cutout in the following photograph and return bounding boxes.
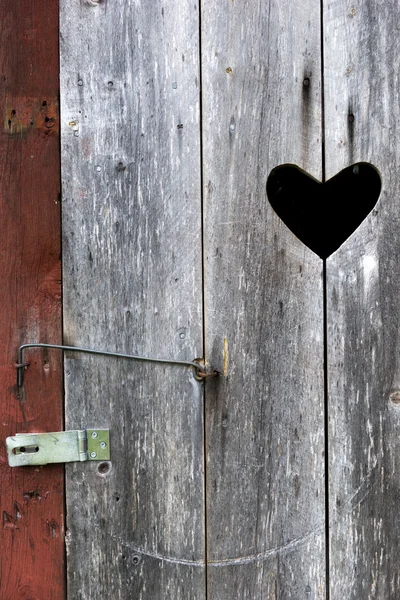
[266,163,381,258]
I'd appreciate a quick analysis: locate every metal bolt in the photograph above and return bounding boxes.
[172,82,177,89]
[77,79,83,86]
[100,441,107,449]
[91,431,98,438]
[90,451,97,458]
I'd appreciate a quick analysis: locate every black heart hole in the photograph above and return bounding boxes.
[266,163,382,259]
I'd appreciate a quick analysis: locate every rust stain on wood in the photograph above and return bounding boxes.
[223,338,229,376]
[4,97,59,135]
[0,1,64,598]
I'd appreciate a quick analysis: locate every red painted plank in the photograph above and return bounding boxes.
[0,2,64,599]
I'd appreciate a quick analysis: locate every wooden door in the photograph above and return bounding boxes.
[60,0,325,596]
[3,0,400,598]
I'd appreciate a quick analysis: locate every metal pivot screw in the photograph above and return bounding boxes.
[90,451,97,458]
[91,431,98,438]
[100,441,107,449]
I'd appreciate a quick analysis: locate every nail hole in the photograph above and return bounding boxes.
[98,462,110,474]
[389,391,400,405]
[11,110,16,116]
[42,101,47,106]
[132,555,141,565]
[348,113,355,123]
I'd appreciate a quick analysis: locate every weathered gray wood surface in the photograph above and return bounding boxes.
[324,3,400,598]
[60,1,204,598]
[202,2,326,597]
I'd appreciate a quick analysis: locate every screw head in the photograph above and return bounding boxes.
[100,441,107,449]
[91,431,98,438]
[90,451,97,458]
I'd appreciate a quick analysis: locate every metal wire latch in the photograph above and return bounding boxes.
[15,343,217,387]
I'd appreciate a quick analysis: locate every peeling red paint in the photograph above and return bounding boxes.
[4,97,59,136]
[0,1,64,598]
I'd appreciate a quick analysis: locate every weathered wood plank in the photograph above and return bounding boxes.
[202,1,326,597]
[0,2,64,598]
[60,0,204,598]
[324,3,400,597]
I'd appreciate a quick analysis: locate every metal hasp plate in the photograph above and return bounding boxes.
[6,429,110,467]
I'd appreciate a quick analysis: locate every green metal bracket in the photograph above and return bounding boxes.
[6,429,110,467]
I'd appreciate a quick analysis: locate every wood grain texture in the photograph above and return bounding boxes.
[60,0,204,598]
[0,2,64,599]
[202,1,326,597]
[324,2,400,597]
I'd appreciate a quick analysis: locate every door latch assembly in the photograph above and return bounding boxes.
[6,429,110,467]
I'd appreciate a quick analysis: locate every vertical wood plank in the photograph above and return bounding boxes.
[324,2,400,597]
[0,2,64,598]
[60,1,204,598]
[202,1,326,597]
